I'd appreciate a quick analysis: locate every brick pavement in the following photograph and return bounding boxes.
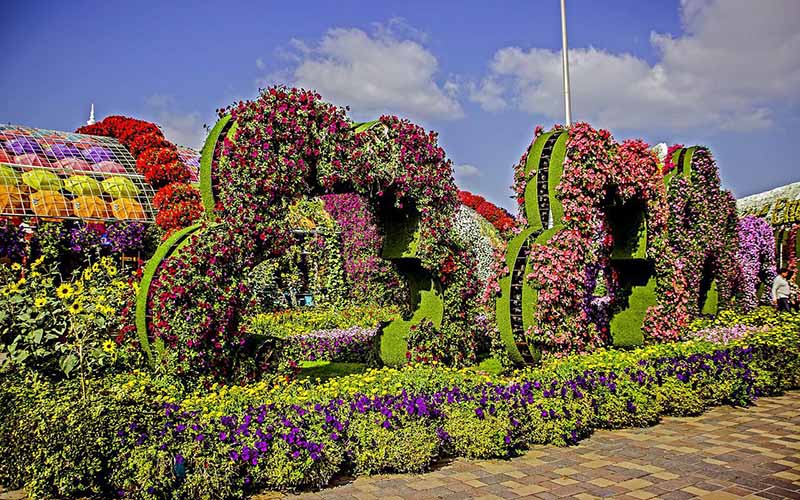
[2,392,799,499]
[257,392,800,499]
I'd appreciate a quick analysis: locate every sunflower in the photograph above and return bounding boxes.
[11,263,22,271]
[68,301,83,315]
[34,297,47,308]
[6,283,20,294]
[102,340,116,353]
[56,283,74,299]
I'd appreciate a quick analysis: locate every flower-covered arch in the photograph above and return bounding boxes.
[497,124,740,364]
[136,87,482,379]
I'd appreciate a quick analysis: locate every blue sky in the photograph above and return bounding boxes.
[2,0,798,210]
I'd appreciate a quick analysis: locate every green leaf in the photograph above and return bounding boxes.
[60,354,78,376]
[33,329,43,344]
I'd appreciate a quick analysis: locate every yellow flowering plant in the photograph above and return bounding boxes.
[0,256,138,385]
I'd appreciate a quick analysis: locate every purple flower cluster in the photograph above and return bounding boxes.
[283,326,378,364]
[106,221,147,255]
[69,223,104,254]
[320,193,405,305]
[737,215,776,311]
[0,219,25,263]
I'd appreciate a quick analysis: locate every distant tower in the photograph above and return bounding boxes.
[86,104,96,126]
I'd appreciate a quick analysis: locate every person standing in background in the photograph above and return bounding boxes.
[772,268,792,312]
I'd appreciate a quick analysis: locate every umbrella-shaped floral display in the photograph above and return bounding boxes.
[111,197,145,219]
[13,153,47,168]
[54,157,94,172]
[72,195,110,218]
[22,169,62,191]
[64,175,103,196]
[81,146,114,163]
[0,165,20,186]
[46,143,82,159]
[101,176,139,199]
[91,160,127,174]
[0,185,28,214]
[30,190,71,217]
[3,136,43,155]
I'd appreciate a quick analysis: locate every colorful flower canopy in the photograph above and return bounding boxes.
[72,195,110,218]
[111,198,145,219]
[82,146,114,163]
[22,169,63,190]
[0,185,28,214]
[13,153,47,167]
[102,176,140,199]
[92,161,127,174]
[3,137,43,155]
[64,175,103,196]
[0,165,20,186]
[0,124,155,222]
[47,143,83,159]
[55,157,94,172]
[30,190,71,217]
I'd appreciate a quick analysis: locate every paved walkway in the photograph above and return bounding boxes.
[2,393,799,499]
[259,392,800,499]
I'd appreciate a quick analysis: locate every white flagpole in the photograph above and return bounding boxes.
[560,0,573,127]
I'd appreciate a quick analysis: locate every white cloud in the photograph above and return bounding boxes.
[454,163,481,179]
[469,78,507,112]
[255,58,265,70]
[476,0,800,132]
[284,24,463,121]
[143,95,207,149]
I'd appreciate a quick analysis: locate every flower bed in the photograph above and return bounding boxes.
[280,326,380,365]
[2,319,798,498]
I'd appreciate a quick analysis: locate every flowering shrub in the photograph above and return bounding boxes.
[280,326,380,365]
[152,182,204,237]
[105,221,149,255]
[0,256,137,381]
[458,190,516,234]
[503,124,741,360]
[247,305,399,338]
[2,323,798,498]
[452,205,504,287]
[320,193,406,305]
[736,215,776,310]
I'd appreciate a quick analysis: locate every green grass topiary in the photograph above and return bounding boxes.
[199,114,232,217]
[135,224,203,365]
[380,267,443,366]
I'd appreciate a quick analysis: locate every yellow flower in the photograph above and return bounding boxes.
[34,297,47,308]
[56,283,74,299]
[32,256,44,269]
[102,340,116,353]
[11,263,21,271]
[6,283,20,294]
[68,301,83,315]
